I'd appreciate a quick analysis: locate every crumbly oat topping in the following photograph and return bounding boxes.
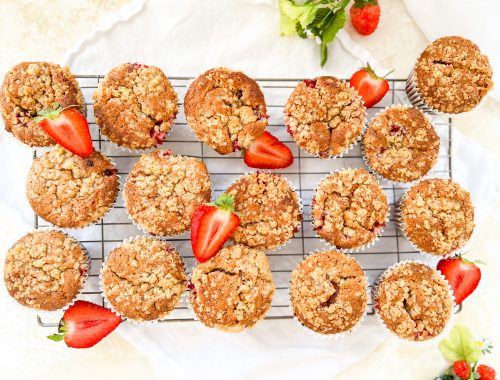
[401,178,474,256]
[93,63,178,149]
[124,150,211,236]
[290,251,367,335]
[363,106,440,182]
[4,230,88,311]
[415,36,493,114]
[189,244,275,332]
[27,147,119,228]
[284,77,365,158]
[101,237,186,321]
[0,61,86,146]
[184,67,268,155]
[312,168,388,249]
[375,262,453,341]
[225,172,302,249]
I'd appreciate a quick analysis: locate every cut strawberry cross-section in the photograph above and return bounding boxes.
[243,131,293,169]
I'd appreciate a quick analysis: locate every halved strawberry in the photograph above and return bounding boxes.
[34,103,92,157]
[349,64,392,109]
[243,131,293,169]
[47,300,121,348]
[437,256,481,304]
[191,194,240,263]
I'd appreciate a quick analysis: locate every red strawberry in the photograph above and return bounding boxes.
[477,365,496,380]
[191,194,240,263]
[47,300,121,348]
[349,64,391,108]
[437,256,481,304]
[244,131,293,169]
[350,0,380,36]
[453,360,471,379]
[34,103,92,157]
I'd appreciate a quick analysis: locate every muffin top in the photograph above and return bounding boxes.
[312,168,388,249]
[189,244,275,332]
[375,262,453,341]
[290,251,367,335]
[401,178,474,256]
[27,147,119,228]
[93,63,178,149]
[0,61,86,146]
[124,150,211,236]
[363,106,440,182]
[184,67,268,155]
[415,36,493,113]
[225,172,302,249]
[284,77,365,158]
[4,230,88,311]
[101,237,186,321]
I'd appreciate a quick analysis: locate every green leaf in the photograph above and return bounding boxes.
[322,8,346,44]
[279,11,298,36]
[295,22,307,39]
[47,333,64,342]
[439,324,483,363]
[354,0,378,8]
[278,0,317,30]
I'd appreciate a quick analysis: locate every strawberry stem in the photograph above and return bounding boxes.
[207,194,241,217]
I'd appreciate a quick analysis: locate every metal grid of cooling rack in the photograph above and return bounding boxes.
[35,75,453,327]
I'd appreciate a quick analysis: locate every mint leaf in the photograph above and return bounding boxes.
[439,324,483,363]
[279,0,317,31]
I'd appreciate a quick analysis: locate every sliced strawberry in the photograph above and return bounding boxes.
[34,103,92,157]
[243,131,293,169]
[47,300,121,349]
[191,194,240,263]
[437,256,481,304]
[350,0,380,36]
[349,64,391,108]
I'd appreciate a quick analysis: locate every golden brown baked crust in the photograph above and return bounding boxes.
[124,150,211,236]
[312,168,388,249]
[375,262,453,341]
[0,62,86,146]
[93,63,178,149]
[27,147,119,228]
[184,67,268,155]
[226,172,302,249]
[101,237,186,321]
[4,230,88,311]
[290,251,367,335]
[284,77,365,158]
[415,36,493,114]
[363,106,440,182]
[401,178,474,256]
[189,244,275,332]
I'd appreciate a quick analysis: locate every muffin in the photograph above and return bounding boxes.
[400,178,474,256]
[290,251,367,335]
[374,262,454,342]
[225,172,302,249]
[101,236,186,322]
[407,36,493,114]
[27,146,119,228]
[93,63,178,149]
[124,150,211,236]
[0,61,86,146]
[312,168,388,250]
[363,106,440,182]
[184,67,268,154]
[284,77,365,158]
[189,244,275,332]
[4,230,88,311]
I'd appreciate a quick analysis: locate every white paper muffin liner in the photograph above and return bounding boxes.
[372,260,457,346]
[406,69,448,116]
[310,168,391,253]
[99,235,187,325]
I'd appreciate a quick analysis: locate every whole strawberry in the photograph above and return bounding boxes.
[477,365,496,380]
[350,0,380,36]
[453,360,471,379]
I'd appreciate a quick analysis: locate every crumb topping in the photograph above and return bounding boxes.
[102,237,186,321]
[225,172,302,249]
[312,168,388,249]
[4,230,88,311]
[401,178,474,255]
[284,77,365,158]
[184,67,268,155]
[189,244,275,332]
[124,151,211,236]
[27,147,119,228]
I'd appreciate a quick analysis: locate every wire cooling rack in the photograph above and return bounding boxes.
[35,76,453,327]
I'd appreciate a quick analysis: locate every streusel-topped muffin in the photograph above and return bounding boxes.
[189,244,275,332]
[290,251,367,335]
[184,67,268,154]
